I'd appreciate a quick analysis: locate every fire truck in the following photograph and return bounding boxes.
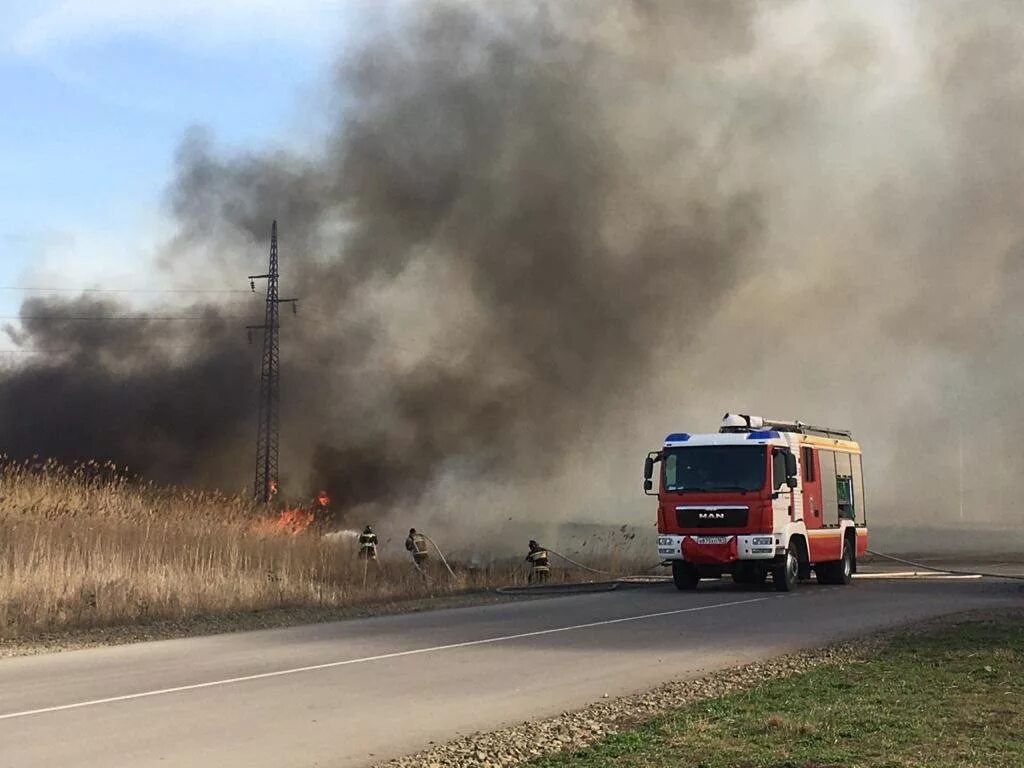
[642,413,868,591]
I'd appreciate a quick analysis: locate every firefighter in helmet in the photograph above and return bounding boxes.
[358,525,378,560]
[526,540,550,583]
[405,528,430,569]
[312,491,331,534]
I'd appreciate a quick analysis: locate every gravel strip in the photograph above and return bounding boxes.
[377,610,1015,768]
[0,591,543,659]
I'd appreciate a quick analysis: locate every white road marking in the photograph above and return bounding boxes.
[854,572,981,580]
[0,595,773,722]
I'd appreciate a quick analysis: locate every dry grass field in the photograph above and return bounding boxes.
[0,460,635,640]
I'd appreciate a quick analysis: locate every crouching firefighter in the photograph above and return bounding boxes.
[526,540,550,584]
[358,525,378,560]
[405,528,430,572]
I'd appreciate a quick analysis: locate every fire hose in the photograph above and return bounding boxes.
[865,549,1024,581]
[495,546,669,595]
[496,546,1024,595]
[545,547,615,576]
[422,534,457,578]
[546,547,669,580]
[398,536,1024,595]
[550,546,1024,583]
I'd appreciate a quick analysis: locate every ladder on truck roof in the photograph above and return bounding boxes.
[761,419,852,440]
[719,413,852,440]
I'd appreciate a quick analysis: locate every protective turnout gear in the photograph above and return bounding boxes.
[312,491,331,533]
[526,540,550,583]
[405,528,430,567]
[358,525,378,560]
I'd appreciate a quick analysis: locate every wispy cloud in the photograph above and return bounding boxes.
[9,0,367,57]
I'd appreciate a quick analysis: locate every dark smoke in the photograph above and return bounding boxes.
[4,2,763,511]
[2,1,1023,543]
[0,296,255,485]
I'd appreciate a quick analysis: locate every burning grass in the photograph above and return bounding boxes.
[0,460,641,641]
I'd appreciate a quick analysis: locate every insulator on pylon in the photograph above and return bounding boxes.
[250,279,256,292]
[292,302,297,315]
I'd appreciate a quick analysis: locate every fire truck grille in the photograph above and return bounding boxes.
[675,507,749,528]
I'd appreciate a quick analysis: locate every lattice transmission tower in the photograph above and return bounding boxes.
[247,221,297,503]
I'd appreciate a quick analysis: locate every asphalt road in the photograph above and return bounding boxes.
[1,576,1019,768]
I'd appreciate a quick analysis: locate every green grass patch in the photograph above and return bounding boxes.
[531,615,1024,768]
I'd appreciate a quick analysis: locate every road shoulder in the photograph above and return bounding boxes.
[378,608,1024,768]
[0,591,549,659]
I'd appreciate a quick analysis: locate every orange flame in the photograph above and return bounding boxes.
[254,505,314,535]
[278,506,314,533]
[316,491,330,507]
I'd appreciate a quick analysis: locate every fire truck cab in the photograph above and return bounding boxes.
[643,413,868,591]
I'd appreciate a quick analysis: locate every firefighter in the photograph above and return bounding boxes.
[526,540,550,584]
[358,525,378,560]
[405,528,430,569]
[312,491,331,532]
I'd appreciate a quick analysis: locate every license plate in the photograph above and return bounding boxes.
[695,536,730,545]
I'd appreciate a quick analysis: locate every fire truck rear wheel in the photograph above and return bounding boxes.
[672,561,700,590]
[837,541,854,584]
[816,542,854,585]
[773,544,799,592]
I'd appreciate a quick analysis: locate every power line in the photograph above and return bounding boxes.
[0,346,207,355]
[0,304,339,323]
[0,345,226,355]
[0,286,254,294]
[0,315,254,322]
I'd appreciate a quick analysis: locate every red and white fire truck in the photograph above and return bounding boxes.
[643,413,868,591]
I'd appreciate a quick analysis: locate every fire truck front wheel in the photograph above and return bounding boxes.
[773,544,800,592]
[672,561,700,590]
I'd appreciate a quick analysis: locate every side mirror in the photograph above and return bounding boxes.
[643,452,660,495]
[784,451,798,481]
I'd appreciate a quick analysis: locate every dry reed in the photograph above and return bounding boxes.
[0,460,635,639]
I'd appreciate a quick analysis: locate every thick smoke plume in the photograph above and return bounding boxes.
[2,1,1023,548]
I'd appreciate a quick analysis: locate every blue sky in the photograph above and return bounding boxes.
[0,1,369,351]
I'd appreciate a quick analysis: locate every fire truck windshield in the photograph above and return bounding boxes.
[663,445,765,493]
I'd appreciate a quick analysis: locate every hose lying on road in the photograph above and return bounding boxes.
[865,549,1024,581]
[497,547,1024,595]
[494,577,670,596]
[495,547,669,595]
[491,544,1024,597]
